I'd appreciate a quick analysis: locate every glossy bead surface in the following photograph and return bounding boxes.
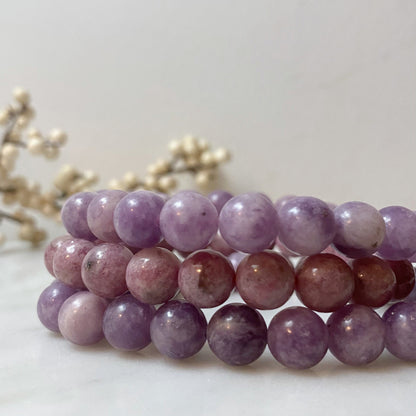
[207,303,267,365]
[328,304,385,366]
[219,192,278,253]
[228,251,247,271]
[277,196,336,255]
[43,235,71,277]
[268,307,328,369]
[103,294,155,351]
[150,300,207,359]
[208,232,234,256]
[207,190,233,213]
[236,251,295,309]
[386,260,416,300]
[295,253,354,312]
[126,247,180,305]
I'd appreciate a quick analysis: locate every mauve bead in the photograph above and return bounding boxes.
[87,190,127,243]
[228,251,247,271]
[219,192,278,253]
[43,235,71,277]
[53,238,94,289]
[328,304,385,366]
[277,196,336,256]
[103,294,155,351]
[268,307,328,369]
[236,251,295,310]
[207,303,267,366]
[58,291,108,345]
[61,192,96,241]
[274,236,298,258]
[150,300,207,359]
[81,243,132,298]
[37,281,78,332]
[386,260,416,300]
[126,247,180,305]
[295,253,354,312]
[207,190,233,214]
[274,195,296,213]
[352,256,396,307]
[179,249,235,308]
[208,232,235,256]
[383,302,416,361]
[378,206,416,260]
[333,201,386,258]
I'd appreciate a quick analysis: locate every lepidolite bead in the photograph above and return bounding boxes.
[81,243,132,298]
[103,294,155,351]
[207,190,233,214]
[295,253,354,312]
[179,250,235,308]
[327,304,385,366]
[207,303,267,366]
[43,235,71,277]
[150,300,207,359]
[236,251,295,310]
[268,307,328,369]
[126,247,180,305]
[386,260,416,300]
[208,232,234,256]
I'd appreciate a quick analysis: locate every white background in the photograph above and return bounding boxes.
[1,1,416,415]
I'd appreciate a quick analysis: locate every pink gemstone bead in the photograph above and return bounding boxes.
[43,235,71,276]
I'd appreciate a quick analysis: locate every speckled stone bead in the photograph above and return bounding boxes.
[207,303,267,365]
[43,235,71,277]
[328,304,385,366]
[150,300,207,359]
[207,190,233,214]
[386,260,416,300]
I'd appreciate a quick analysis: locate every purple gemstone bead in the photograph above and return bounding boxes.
[207,190,233,214]
[208,232,234,256]
[150,300,207,359]
[277,196,336,256]
[103,294,155,351]
[378,206,416,260]
[219,192,278,253]
[333,201,386,258]
[268,307,328,369]
[43,235,71,277]
[327,304,385,366]
[383,301,416,361]
[228,251,247,271]
[207,303,267,365]
[160,191,218,252]
[87,190,127,243]
[113,190,165,248]
[61,192,96,241]
[37,281,78,332]
[274,195,296,213]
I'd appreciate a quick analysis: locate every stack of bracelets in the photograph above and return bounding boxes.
[37,189,416,369]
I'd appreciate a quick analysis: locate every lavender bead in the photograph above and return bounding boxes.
[333,201,386,258]
[43,235,71,276]
[268,307,328,369]
[160,191,218,252]
[327,304,385,366]
[383,302,416,361]
[228,251,247,271]
[113,190,165,248]
[207,303,267,365]
[219,192,278,253]
[61,192,96,241]
[37,281,78,332]
[274,195,296,213]
[207,190,233,214]
[378,206,416,260]
[150,300,207,359]
[208,232,234,256]
[58,291,108,345]
[103,294,155,351]
[277,196,336,256]
[87,190,127,243]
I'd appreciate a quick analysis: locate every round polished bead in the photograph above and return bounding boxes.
[103,294,155,351]
[53,238,94,289]
[274,236,298,258]
[208,232,234,256]
[150,300,207,359]
[81,243,132,298]
[58,291,108,345]
[160,191,218,252]
[236,251,295,310]
[219,192,278,253]
[328,304,385,366]
[207,303,267,365]
[383,302,416,361]
[37,281,78,332]
[207,190,233,214]
[126,247,180,305]
[277,196,336,256]
[386,260,416,300]
[274,194,296,213]
[333,201,386,258]
[178,249,235,308]
[352,256,396,307]
[87,190,127,243]
[43,235,71,276]
[228,251,247,271]
[268,307,328,369]
[295,253,354,312]
[61,192,96,241]
[114,190,165,248]
[378,206,416,260]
